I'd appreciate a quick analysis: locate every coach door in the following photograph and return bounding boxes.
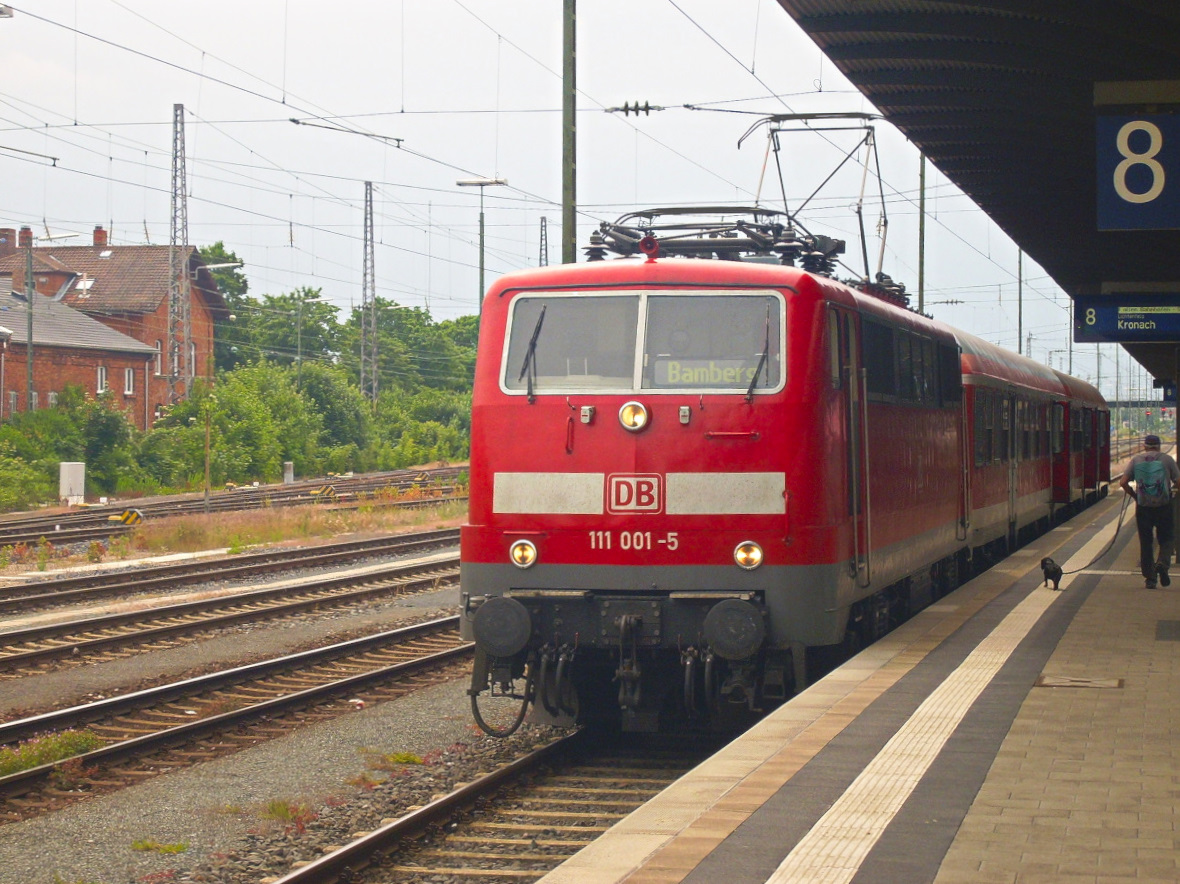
[1005,389,1017,541]
[830,307,871,586]
[1051,402,1071,504]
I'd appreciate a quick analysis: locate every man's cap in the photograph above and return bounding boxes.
[1146,434,1161,447]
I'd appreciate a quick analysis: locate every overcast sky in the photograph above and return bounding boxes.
[0,0,1148,399]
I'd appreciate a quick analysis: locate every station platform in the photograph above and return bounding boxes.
[538,489,1180,884]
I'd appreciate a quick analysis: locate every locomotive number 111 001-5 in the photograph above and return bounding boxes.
[589,530,679,551]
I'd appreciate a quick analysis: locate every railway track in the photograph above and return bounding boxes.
[269,729,720,884]
[0,527,460,612]
[0,467,466,547]
[0,550,460,671]
[0,616,473,820]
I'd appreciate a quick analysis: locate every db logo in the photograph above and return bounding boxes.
[607,474,662,513]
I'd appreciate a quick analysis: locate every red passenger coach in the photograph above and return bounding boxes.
[459,209,1108,735]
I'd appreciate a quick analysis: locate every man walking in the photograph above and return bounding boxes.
[1119,434,1180,588]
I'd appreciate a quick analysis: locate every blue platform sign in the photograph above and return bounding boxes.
[1075,295,1180,342]
[1097,114,1180,230]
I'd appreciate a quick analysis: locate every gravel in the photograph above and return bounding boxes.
[0,545,556,884]
[0,678,553,884]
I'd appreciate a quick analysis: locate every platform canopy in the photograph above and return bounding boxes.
[774,1,1180,383]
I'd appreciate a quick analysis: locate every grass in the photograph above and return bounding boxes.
[121,498,467,556]
[364,749,424,772]
[0,497,467,574]
[0,729,104,777]
[130,840,188,854]
[260,798,318,834]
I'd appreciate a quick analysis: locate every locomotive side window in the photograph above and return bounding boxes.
[898,332,916,400]
[644,294,781,390]
[828,311,842,389]
[862,320,895,399]
[504,295,639,391]
[938,343,962,407]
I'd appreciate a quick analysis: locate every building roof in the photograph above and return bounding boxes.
[0,244,228,317]
[0,284,157,355]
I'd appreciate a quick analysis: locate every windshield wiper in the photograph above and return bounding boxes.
[745,304,772,403]
[518,305,547,403]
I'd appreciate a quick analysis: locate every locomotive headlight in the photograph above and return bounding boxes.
[619,400,650,432]
[734,541,764,570]
[509,539,538,569]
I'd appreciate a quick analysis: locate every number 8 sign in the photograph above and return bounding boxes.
[1097,114,1180,230]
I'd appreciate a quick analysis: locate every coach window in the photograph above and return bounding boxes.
[862,320,895,400]
[995,397,1008,463]
[1051,404,1064,454]
[975,389,992,466]
[1083,409,1093,449]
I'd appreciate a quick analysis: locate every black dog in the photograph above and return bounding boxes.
[1040,557,1063,591]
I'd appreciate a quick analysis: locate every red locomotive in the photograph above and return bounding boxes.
[460,208,1108,735]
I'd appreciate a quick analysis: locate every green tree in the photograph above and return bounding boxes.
[245,289,340,371]
[340,298,474,394]
[298,362,370,472]
[0,443,54,511]
[221,363,324,475]
[80,393,146,493]
[199,242,250,372]
[367,388,471,470]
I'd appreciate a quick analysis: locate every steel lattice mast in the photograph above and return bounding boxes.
[168,103,191,402]
[360,181,378,403]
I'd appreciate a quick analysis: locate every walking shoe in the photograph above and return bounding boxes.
[1157,563,1171,587]
[1146,579,1157,589]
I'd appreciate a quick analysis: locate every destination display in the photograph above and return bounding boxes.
[1074,295,1180,343]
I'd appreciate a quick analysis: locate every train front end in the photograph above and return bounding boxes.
[460,256,833,734]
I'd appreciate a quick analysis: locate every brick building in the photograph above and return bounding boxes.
[0,279,157,428]
[0,225,228,424]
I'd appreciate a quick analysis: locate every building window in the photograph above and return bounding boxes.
[189,342,197,376]
[154,340,163,376]
[7,391,16,414]
[47,391,58,407]
[124,367,135,395]
[30,391,38,410]
[97,365,108,394]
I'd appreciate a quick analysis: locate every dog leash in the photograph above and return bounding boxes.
[1060,490,1133,575]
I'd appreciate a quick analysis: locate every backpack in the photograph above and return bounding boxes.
[1134,456,1172,507]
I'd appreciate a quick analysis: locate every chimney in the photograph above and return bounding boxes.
[93,225,108,247]
[0,228,14,258]
[18,226,32,248]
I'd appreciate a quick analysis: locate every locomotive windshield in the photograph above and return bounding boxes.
[502,291,783,394]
